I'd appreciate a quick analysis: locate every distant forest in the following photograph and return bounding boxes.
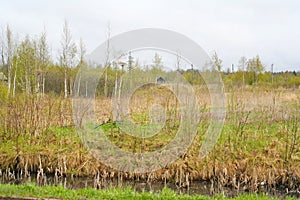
[1,22,300,99]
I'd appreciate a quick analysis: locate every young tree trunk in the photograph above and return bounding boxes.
[69,77,73,97]
[13,67,16,98]
[64,69,68,98]
[117,72,123,121]
[114,65,118,98]
[42,74,45,98]
[104,67,108,97]
[7,65,11,96]
[77,73,81,96]
[25,66,30,94]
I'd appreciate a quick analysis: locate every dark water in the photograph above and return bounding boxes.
[1,172,299,199]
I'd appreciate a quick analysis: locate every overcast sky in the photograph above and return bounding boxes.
[1,0,300,71]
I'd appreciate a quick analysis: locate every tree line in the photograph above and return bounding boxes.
[0,21,86,98]
[1,22,300,100]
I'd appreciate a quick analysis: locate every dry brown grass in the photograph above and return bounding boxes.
[0,87,299,193]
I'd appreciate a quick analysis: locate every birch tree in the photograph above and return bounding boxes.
[60,20,77,98]
[0,28,4,69]
[211,51,222,72]
[18,36,36,95]
[3,25,13,96]
[238,56,247,86]
[247,55,264,85]
[104,24,111,98]
[77,38,86,96]
[37,29,50,97]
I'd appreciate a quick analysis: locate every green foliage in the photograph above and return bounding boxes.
[0,183,290,200]
[210,51,223,71]
[151,53,164,70]
[247,55,264,73]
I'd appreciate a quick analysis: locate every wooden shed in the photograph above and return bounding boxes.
[156,76,165,84]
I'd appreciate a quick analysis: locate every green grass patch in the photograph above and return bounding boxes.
[0,183,294,200]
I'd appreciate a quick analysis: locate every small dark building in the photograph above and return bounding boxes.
[156,76,165,84]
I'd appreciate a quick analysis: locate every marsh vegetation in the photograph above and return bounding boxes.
[0,24,299,199]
